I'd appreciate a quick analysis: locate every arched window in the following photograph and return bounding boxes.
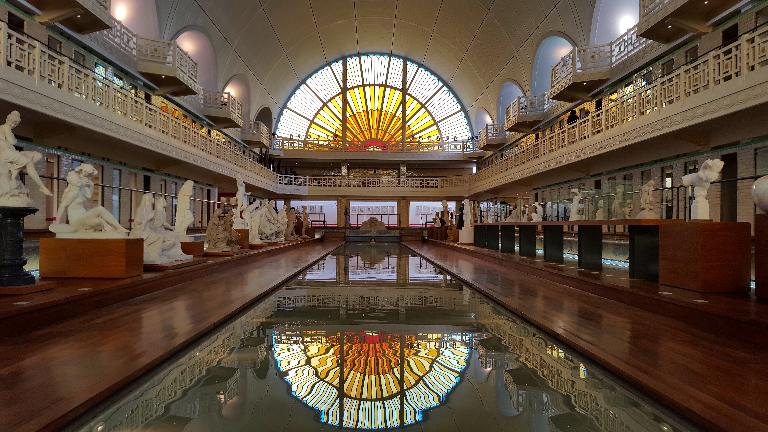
[531,36,574,95]
[174,29,217,90]
[111,0,159,38]
[255,107,273,131]
[275,53,472,152]
[497,82,524,125]
[591,0,639,45]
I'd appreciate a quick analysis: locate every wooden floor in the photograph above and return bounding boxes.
[0,240,342,432]
[404,241,768,432]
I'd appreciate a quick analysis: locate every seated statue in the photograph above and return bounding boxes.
[49,164,128,238]
[0,111,52,207]
[174,180,195,240]
[206,206,240,253]
[131,193,192,264]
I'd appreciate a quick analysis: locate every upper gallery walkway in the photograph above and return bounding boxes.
[0,239,342,432]
[404,241,768,432]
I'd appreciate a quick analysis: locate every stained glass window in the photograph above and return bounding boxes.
[276,54,472,151]
[273,330,470,429]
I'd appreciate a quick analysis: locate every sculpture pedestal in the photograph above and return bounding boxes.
[659,221,751,292]
[204,250,235,257]
[145,258,204,272]
[249,243,268,249]
[180,241,205,257]
[458,226,474,244]
[689,198,710,220]
[235,229,250,250]
[0,207,48,292]
[40,238,143,278]
[756,214,768,300]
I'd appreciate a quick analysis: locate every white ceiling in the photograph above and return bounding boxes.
[157,0,597,123]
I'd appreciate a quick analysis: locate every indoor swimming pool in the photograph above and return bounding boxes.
[67,243,696,432]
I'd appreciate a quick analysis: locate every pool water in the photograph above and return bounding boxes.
[68,243,696,432]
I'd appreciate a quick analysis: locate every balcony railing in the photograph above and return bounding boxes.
[137,37,200,96]
[0,22,275,185]
[478,22,768,186]
[639,0,741,43]
[202,90,243,128]
[276,175,470,190]
[241,120,271,148]
[29,0,112,34]
[272,137,478,153]
[504,94,556,132]
[551,25,653,102]
[478,124,507,150]
[640,0,672,20]
[87,16,137,68]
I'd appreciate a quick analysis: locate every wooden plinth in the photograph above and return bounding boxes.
[40,238,143,279]
[144,258,206,272]
[235,229,250,250]
[180,241,204,257]
[756,214,768,300]
[0,280,54,295]
[204,250,235,257]
[660,221,751,293]
[249,243,268,249]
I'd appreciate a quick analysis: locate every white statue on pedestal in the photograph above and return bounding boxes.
[505,205,520,222]
[174,180,195,240]
[458,199,474,244]
[753,175,768,213]
[569,189,583,221]
[0,111,52,207]
[301,206,310,239]
[611,184,626,220]
[275,206,288,242]
[594,199,605,220]
[49,164,128,238]
[260,200,282,242]
[635,180,658,219]
[206,206,240,252]
[530,203,543,222]
[233,177,247,229]
[131,193,192,264]
[248,200,266,244]
[682,159,724,220]
[285,207,297,241]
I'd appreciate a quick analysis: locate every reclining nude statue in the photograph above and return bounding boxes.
[131,193,192,264]
[0,111,52,207]
[49,164,128,238]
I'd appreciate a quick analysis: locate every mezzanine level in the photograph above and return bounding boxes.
[476,22,768,194]
[504,94,565,132]
[477,124,508,151]
[271,136,484,161]
[240,120,271,148]
[275,175,470,198]
[639,0,742,43]
[0,21,275,191]
[27,0,112,34]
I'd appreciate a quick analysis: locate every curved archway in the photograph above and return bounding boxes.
[497,81,524,125]
[111,0,159,38]
[591,0,639,45]
[174,28,217,90]
[255,107,273,131]
[223,74,251,123]
[473,108,493,135]
[531,35,575,95]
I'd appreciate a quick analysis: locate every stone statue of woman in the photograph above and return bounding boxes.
[174,180,194,240]
[0,111,52,207]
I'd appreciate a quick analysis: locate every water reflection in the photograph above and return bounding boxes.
[69,244,695,432]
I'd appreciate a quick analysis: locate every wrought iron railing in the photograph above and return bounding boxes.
[479,23,768,184]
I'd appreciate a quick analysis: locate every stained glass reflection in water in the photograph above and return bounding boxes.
[68,244,696,432]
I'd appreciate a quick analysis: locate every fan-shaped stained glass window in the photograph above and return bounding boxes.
[275,54,472,152]
[273,330,470,429]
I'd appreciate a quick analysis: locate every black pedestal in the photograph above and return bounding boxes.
[501,225,516,254]
[0,206,37,287]
[629,225,660,282]
[578,225,603,271]
[543,225,564,263]
[474,225,484,248]
[487,224,500,251]
[519,225,537,258]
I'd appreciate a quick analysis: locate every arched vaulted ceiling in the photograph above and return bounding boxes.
[157,0,597,123]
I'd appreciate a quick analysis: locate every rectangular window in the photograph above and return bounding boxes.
[73,50,86,67]
[111,168,121,222]
[722,24,739,46]
[661,59,675,76]
[47,36,62,53]
[8,13,24,34]
[685,46,699,64]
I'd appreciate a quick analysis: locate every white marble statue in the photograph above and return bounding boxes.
[275,206,288,242]
[569,189,583,221]
[49,164,128,238]
[174,180,195,240]
[285,207,297,241]
[206,206,240,252]
[635,180,658,219]
[260,200,283,242]
[248,200,266,244]
[611,184,627,220]
[0,111,52,207]
[594,199,605,220]
[131,193,192,264]
[458,199,474,244]
[301,206,310,239]
[682,159,724,220]
[753,175,768,213]
[530,203,543,222]
[232,177,247,229]
[433,212,442,228]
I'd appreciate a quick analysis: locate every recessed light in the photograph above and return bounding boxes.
[76,14,81,18]
[668,25,673,29]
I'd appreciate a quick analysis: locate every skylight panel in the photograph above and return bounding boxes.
[426,87,461,121]
[347,56,362,87]
[287,83,323,118]
[276,109,310,138]
[436,112,472,141]
[408,68,442,102]
[306,66,341,101]
[387,57,403,87]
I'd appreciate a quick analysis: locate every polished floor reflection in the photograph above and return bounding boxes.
[68,244,695,432]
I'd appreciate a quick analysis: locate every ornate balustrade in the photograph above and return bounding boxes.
[638,0,741,43]
[477,23,768,191]
[202,90,243,128]
[504,94,556,132]
[0,22,276,188]
[87,16,137,68]
[272,137,478,154]
[136,37,200,96]
[275,174,470,196]
[478,124,507,150]
[29,0,112,34]
[241,120,271,148]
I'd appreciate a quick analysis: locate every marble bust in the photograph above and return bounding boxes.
[0,111,52,207]
[49,164,128,238]
[568,189,583,221]
[635,180,658,219]
[682,159,724,220]
[754,175,768,213]
[174,180,195,240]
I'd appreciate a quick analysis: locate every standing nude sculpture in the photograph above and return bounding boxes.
[682,159,724,220]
